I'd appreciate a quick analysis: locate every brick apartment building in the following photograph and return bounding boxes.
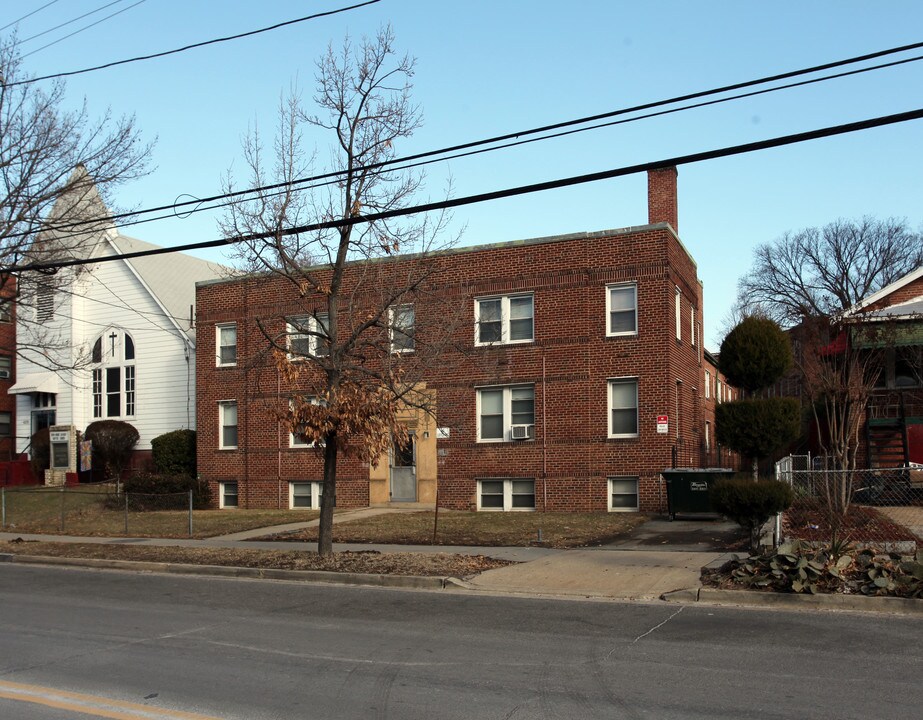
[196,167,735,513]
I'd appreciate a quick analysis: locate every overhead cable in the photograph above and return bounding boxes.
[15,40,923,244]
[2,0,381,87]
[5,106,921,275]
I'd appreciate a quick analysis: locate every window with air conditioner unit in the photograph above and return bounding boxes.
[510,424,534,440]
[477,385,535,442]
[0,355,10,379]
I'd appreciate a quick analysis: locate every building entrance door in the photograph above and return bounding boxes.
[390,435,416,502]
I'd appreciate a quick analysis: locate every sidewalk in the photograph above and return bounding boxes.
[0,514,736,600]
[3,515,917,614]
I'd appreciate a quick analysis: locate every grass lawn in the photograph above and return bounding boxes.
[1,486,319,538]
[265,510,650,548]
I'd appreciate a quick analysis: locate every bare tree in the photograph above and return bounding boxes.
[220,26,461,555]
[0,35,152,367]
[736,217,922,326]
[736,217,922,541]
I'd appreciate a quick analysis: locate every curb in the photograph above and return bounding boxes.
[0,553,449,590]
[661,585,923,615]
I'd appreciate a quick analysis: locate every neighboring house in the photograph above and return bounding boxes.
[844,266,923,466]
[10,176,227,468]
[196,167,734,513]
[0,278,16,461]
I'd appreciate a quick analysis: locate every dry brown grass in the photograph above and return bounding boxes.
[263,510,650,548]
[1,486,320,538]
[0,541,511,578]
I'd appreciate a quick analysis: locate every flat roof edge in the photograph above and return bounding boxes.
[196,222,689,288]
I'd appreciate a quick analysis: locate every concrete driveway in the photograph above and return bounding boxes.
[466,516,744,600]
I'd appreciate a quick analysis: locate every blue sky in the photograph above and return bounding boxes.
[7,0,923,349]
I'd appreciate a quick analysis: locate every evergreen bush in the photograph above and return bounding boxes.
[151,429,196,477]
[712,477,795,553]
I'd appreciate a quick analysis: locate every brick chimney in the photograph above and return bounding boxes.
[648,166,678,232]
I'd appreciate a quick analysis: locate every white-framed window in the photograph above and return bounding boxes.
[475,293,534,345]
[216,323,237,366]
[219,482,238,509]
[705,421,711,452]
[606,283,637,336]
[0,301,11,323]
[477,478,535,511]
[675,287,682,341]
[91,330,136,418]
[289,481,324,509]
[690,306,696,347]
[477,385,535,442]
[125,366,135,416]
[716,379,723,403]
[219,401,238,449]
[0,411,11,437]
[608,378,639,438]
[389,304,415,353]
[287,314,329,359]
[608,476,639,512]
[289,396,324,448]
[0,355,11,380]
[704,370,711,399]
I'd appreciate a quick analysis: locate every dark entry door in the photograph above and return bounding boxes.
[390,436,416,502]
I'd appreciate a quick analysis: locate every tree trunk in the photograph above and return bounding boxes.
[318,432,339,556]
[752,457,758,481]
[749,523,762,555]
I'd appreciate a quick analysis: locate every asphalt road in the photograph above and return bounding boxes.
[0,564,919,719]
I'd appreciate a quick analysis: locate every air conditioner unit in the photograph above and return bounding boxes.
[511,424,534,440]
[0,369,9,379]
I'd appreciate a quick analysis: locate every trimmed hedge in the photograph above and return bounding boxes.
[151,429,196,477]
[121,471,211,509]
[712,477,795,553]
[85,420,139,481]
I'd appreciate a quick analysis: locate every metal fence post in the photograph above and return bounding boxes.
[124,493,129,534]
[1,487,5,529]
[188,490,193,537]
[60,485,65,531]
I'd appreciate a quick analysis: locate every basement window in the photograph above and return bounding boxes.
[477,478,535,511]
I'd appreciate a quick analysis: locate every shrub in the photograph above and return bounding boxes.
[151,429,196,477]
[715,397,801,478]
[30,427,50,480]
[84,420,139,481]
[719,316,792,393]
[713,543,923,598]
[712,477,794,553]
[121,471,211,509]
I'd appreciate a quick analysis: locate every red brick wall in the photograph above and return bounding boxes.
[865,273,923,311]
[196,170,722,512]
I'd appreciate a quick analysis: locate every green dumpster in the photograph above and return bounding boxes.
[661,468,734,520]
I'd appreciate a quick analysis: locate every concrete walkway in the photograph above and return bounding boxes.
[0,514,741,599]
[466,548,724,600]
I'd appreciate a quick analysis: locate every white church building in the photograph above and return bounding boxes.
[11,176,226,465]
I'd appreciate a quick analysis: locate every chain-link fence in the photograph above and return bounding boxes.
[0,484,194,537]
[777,462,923,550]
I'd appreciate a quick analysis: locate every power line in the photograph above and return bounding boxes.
[2,0,381,87]
[7,106,922,276]
[17,40,923,244]
[0,0,61,33]
[21,1,145,59]
[20,0,127,44]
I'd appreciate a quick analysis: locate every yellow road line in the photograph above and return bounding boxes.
[0,679,225,720]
